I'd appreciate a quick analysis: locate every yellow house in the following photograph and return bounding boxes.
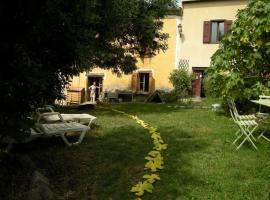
[67,11,182,104]
[180,0,247,97]
[67,0,248,104]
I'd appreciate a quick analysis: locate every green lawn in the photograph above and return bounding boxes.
[11,101,270,199]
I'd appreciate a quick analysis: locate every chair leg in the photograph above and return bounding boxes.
[248,125,258,141]
[87,118,95,127]
[236,126,258,150]
[233,131,243,145]
[60,128,89,146]
[236,134,257,150]
[72,128,88,146]
[232,127,255,146]
[60,133,72,147]
[258,130,270,142]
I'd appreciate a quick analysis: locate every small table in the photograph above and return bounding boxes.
[251,99,270,142]
[250,99,270,107]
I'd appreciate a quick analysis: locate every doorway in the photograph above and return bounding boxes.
[87,75,104,101]
[192,68,206,98]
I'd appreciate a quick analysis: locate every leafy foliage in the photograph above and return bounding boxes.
[206,0,270,100]
[169,63,193,100]
[0,0,177,138]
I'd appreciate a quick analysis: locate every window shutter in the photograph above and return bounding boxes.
[149,73,155,92]
[224,20,233,36]
[131,72,138,92]
[203,21,211,43]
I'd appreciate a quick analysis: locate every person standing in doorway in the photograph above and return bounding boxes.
[89,82,100,103]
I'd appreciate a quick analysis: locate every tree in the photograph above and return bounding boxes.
[0,0,177,139]
[205,0,270,100]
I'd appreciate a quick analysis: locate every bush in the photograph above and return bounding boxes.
[169,64,193,100]
[203,76,215,98]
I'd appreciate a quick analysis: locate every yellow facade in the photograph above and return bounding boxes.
[180,0,247,68]
[68,1,248,102]
[69,15,181,101]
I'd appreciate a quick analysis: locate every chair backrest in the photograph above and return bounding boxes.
[36,111,64,123]
[36,107,54,114]
[227,98,240,117]
[259,95,270,99]
[229,106,238,123]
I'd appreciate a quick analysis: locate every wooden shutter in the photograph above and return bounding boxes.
[131,72,139,92]
[149,73,155,92]
[224,20,233,36]
[203,21,211,43]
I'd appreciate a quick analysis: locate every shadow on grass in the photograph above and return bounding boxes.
[10,124,152,199]
[9,120,209,200]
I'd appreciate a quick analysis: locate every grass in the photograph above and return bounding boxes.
[9,100,270,200]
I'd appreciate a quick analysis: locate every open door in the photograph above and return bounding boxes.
[87,75,104,101]
[192,68,206,98]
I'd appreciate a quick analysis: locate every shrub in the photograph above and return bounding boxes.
[169,64,193,101]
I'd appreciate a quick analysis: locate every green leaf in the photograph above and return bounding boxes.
[142,181,154,193]
[154,143,168,151]
[131,182,144,196]
[130,181,154,196]
[145,157,164,172]
[151,133,162,140]
[143,174,161,183]
[148,151,161,157]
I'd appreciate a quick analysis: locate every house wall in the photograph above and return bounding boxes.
[180,0,247,69]
[69,16,181,93]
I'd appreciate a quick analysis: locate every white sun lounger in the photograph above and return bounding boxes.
[36,107,96,127]
[30,112,90,146]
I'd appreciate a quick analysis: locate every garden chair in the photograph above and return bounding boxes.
[227,98,257,121]
[36,107,96,127]
[229,108,258,150]
[29,112,90,146]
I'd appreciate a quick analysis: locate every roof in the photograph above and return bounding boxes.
[166,8,183,16]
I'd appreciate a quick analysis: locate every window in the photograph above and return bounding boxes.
[203,20,232,44]
[139,73,149,92]
[210,21,224,43]
[131,71,155,93]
